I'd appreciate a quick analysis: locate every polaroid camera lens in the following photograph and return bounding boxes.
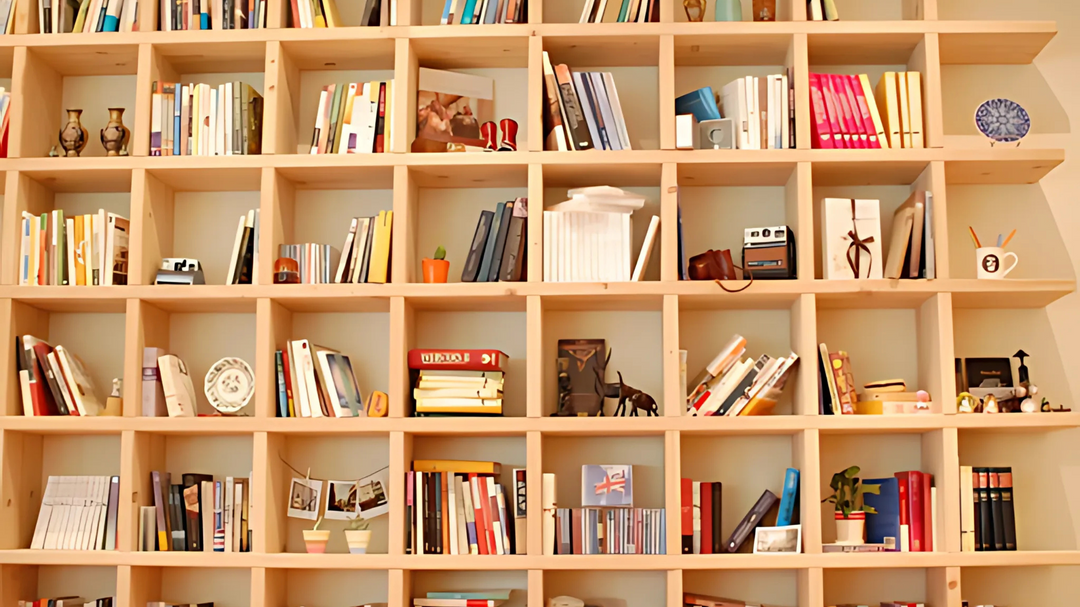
[762,229,771,238]
[750,231,760,238]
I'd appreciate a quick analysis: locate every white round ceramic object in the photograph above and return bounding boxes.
[204,357,255,414]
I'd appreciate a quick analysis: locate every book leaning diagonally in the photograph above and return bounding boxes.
[159,354,197,417]
[542,472,556,555]
[631,216,660,281]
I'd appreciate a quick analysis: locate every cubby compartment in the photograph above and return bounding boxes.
[542,37,660,150]
[0,431,121,549]
[543,305,663,416]
[262,569,390,607]
[818,431,949,548]
[137,167,262,286]
[941,62,1064,139]
[409,571,528,607]
[130,299,258,417]
[263,434,390,553]
[672,0,795,21]
[960,566,1080,606]
[0,565,118,604]
[411,307,527,417]
[3,299,126,416]
[828,0,927,21]
[823,568,949,607]
[128,566,251,607]
[543,436,665,509]
[542,0,664,23]
[544,571,665,607]
[958,428,1079,551]
[15,45,138,159]
[683,570,799,607]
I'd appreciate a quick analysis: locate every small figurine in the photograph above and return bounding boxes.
[683,0,705,21]
[594,348,659,417]
[365,391,389,417]
[59,109,89,157]
[499,119,518,151]
[957,392,977,414]
[914,390,931,413]
[481,121,497,151]
[100,108,130,157]
[103,379,123,416]
[983,394,999,413]
[1021,398,1038,413]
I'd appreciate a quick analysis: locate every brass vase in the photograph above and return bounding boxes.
[58,109,88,157]
[100,107,130,156]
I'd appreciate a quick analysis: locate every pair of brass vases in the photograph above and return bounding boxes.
[56,108,130,157]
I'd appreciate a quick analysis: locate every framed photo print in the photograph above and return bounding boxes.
[752,524,802,554]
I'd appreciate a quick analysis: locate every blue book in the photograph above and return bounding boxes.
[173,82,182,156]
[440,0,452,23]
[275,351,287,417]
[476,203,504,282]
[460,0,477,23]
[776,467,800,526]
[102,14,120,31]
[428,592,513,601]
[863,477,902,550]
[675,87,721,122]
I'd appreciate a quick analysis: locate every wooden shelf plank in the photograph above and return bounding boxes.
[936,21,1057,65]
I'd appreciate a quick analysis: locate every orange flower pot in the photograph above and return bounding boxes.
[422,259,450,283]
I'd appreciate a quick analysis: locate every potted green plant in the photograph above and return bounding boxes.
[422,246,450,283]
[344,515,372,554]
[302,516,331,553]
[822,465,880,545]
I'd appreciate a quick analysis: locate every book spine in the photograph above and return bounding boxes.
[711,483,721,554]
[408,349,507,372]
[976,468,993,551]
[989,469,1005,550]
[922,472,933,552]
[553,64,594,150]
[699,481,711,554]
[808,73,834,149]
[999,467,1016,550]
[680,478,692,554]
[896,472,910,551]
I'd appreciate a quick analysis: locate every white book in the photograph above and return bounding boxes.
[337,83,358,154]
[297,340,324,418]
[495,483,511,553]
[73,477,90,550]
[543,211,551,282]
[752,76,762,150]
[780,72,790,149]
[924,191,935,279]
[581,213,592,282]
[64,476,84,549]
[289,340,312,417]
[102,476,117,550]
[960,465,975,552]
[593,0,608,21]
[622,213,632,281]
[316,350,350,417]
[19,370,32,417]
[454,475,469,554]
[226,215,246,284]
[224,82,233,156]
[84,476,102,550]
[542,472,556,555]
[461,476,477,554]
[699,358,753,416]
[65,218,76,286]
[578,0,594,22]
[43,477,64,549]
[90,475,106,550]
[692,481,701,554]
[224,477,234,552]
[159,354,197,417]
[447,474,459,554]
[721,78,747,149]
[631,216,659,281]
[233,482,243,551]
[415,472,424,554]
[94,208,105,285]
[600,73,631,150]
[31,476,57,549]
[930,485,938,552]
[766,75,776,149]
[310,88,328,153]
[486,477,504,555]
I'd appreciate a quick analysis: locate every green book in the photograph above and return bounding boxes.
[616,0,631,21]
[72,0,92,32]
[325,82,344,153]
[331,83,351,154]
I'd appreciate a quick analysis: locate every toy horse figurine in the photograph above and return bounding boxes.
[593,348,659,417]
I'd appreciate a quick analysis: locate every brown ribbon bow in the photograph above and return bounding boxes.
[845,199,874,278]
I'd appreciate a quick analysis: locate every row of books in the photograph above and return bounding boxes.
[821,195,935,282]
[30,476,120,550]
[39,0,137,33]
[19,209,130,286]
[309,81,394,154]
[806,0,838,20]
[440,0,525,24]
[681,468,799,554]
[553,507,667,554]
[541,52,631,152]
[407,460,524,555]
[280,210,393,285]
[408,348,507,416]
[542,186,658,282]
[414,592,510,607]
[20,598,115,607]
[140,349,199,417]
[226,210,259,284]
[17,336,103,417]
[686,593,783,607]
[159,0,266,29]
[677,74,795,150]
[463,199,527,283]
[290,0,376,27]
[685,335,800,417]
[580,0,656,22]
[809,71,923,149]
[862,471,938,552]
[276,340,367,417]
[144,472,252,552]
[150,81,264,156]
[960,466,1017,551]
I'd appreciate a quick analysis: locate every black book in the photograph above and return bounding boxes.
[975,468,994,551]
[237,225,255,284]
[359,217,375,283]
[724,489,778,553]
[182,473,213,551]
[487,201,515,282]
[989,468,1006,550]
[499,200,527,282]
[406,474,413,554]
[972,467,981,551]
[38,347,68,416]
[461,210,493,282]
[998,466,1017,550]
[555,64,594,150]
[169,484,186,551]
[711,481,722,553]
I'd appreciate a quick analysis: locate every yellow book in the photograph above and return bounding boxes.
[897,71,911,148]
[854,400,884,415]
[875,72,901,149]
[367,210,393,284]
[906,71,924,148]
[83,214,94,285]
[338,82,358,154]
[322,0,342,26]
[413,460,502,474]
[74,214,85,285]
[384,80,393,153]
[859,74,888,149]
[313,0,327,27]
[416,406,504,415]
[414,387,503,399]
[739,395,778,416]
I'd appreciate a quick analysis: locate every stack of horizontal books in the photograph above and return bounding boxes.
[409,349,507,416]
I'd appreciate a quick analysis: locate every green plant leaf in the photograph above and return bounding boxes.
[434,245,446,260]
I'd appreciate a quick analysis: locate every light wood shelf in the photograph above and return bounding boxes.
[0,4,1074,607]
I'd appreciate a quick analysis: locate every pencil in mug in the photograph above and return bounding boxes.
[1002,229,1017,248]
[968,227,982,248]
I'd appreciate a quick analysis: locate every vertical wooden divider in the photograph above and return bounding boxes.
[128,169,149,286]
[130,169,176,286]
[797,568,823,607]
[786,162,813,281]
[260,167,288,286]
[910,34,944,149]
[253,567,288,607]
[528,37,544,152]
[527,164,543,281]
[392,165,418,284]
[0,429,43,549]
[659,163,678,281]
[254,430,287,553]
[264,41,299,155]
[663,430,681,553]
[526,431,542,556]
[913,161,949,279]
[794,429,822,553]
[927,566,961,607]
[665,570,682,607]
[257,298,286,418]
[662,295,680,417]
[389,430,413,555]
[1,172,22,285]
[0,300,19,413]
[123,430,165,552]
[12,0,38,33]
[790,294,818,415]
[659,36,675,151]
[527,570,544,607]
[9,47,61,159]
[923,427,960,552]
[267,0,288,28]
[790,34,810,150]
[918,292,955,413]
[124,564,163,607]
[528,0,542,23]
[124,300,171,418]
[389,569,411,607]
[394,38,419,153]
[135,44,175,158]
[526,296,544,416]
[389,296,414,418]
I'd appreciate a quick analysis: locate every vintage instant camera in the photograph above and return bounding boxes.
[742,226,796,279]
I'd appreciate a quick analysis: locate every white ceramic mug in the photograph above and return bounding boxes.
[976,247,1018,279]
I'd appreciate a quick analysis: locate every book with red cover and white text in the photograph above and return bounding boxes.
[408,349,509,371]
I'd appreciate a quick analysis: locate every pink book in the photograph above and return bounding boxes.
[829,74,861,149]
[808,74,835,149]
[839,75,869,149]
[848,74,882,148]
[819,75,847,148]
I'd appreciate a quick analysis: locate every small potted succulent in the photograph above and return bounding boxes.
[302,516,331,553]
[344,515,373,554]
[422,246,450,283]
[822,465,879,545]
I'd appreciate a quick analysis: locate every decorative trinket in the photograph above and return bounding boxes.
[58,109,88,157]
[204,357,255,415]
[100,107,130,156]
[975,98,1030,147]
[683,0,705,21]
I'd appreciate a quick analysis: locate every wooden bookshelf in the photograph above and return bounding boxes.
[0,0,1077,606]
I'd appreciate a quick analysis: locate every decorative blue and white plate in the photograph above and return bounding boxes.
[975,98,1030,144]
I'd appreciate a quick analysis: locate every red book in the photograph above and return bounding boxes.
[374,82,387,153]
[289,0,300,26]
[700,482,712,554]
[808,74,834,149]
[896,473,909,549]
[827,75,859,148]
[681,478,693,553]
[572,508,582,554]
[848,74,881,149]
[470,476,489,554]
[895,471,924,551]
[27,341,60,416]
[922,472,934,552]
[837,74,869,149]
[484,477,500,554]
[408,349,509,372]
[818,74,845,148]
[281,347,295,417]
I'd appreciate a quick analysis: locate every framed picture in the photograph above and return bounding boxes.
[287,477,323,521]
[324,480,359,520]
[752,524,801,554]
[582,464,633,507]
[357,467,390,518]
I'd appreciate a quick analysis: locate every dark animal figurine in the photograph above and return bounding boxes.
[593,348,659,417]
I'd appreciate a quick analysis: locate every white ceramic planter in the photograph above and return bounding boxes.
[345,529,373,554]
[303,529,331,553]
[834,511,866,545]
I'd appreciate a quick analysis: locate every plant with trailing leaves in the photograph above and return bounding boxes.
[821,465,880,518]
[347,515,370,531]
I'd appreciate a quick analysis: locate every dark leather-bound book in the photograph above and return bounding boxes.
[989,468,1006,550]
[724,489,778,553]
[182,473,213,551]
[462,211,493,282]
[553,63,594,150]
[711,481,723,553]
[998,467,1017,550]
[487,201,515,282]
[975,468,994,551]
[499,199,528,282]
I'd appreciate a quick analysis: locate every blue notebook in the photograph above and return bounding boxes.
[776,467,800,526]
[675,87,721,122]
[863,477,901,550]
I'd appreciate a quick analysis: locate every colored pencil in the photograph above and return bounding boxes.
[1001,229,1017,248]
[968,227,982,248]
